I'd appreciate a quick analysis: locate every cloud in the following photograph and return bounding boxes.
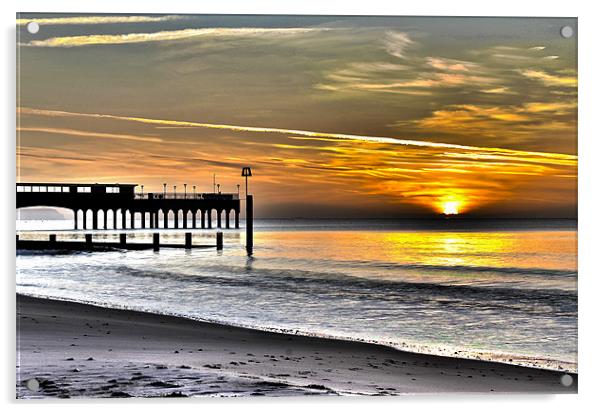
[480,87,514,94]
[17,15,185,26]
[25,27,330,47]
[398,101,577,149]
[426,57,478,72]
[18,127,163,143]
[19,107,576,165]
[519,69,577,87]
[383,31,415,59]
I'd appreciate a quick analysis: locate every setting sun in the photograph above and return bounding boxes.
[442,201,460,215]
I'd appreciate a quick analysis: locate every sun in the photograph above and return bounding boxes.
[442,201,460,215]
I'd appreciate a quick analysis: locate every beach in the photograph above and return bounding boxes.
[16,294,577,398]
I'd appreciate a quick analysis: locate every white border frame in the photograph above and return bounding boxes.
[3,1,600,411]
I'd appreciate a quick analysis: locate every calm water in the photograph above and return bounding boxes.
[16,219,578,372]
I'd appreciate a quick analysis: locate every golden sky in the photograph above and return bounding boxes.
[16,15,577,217]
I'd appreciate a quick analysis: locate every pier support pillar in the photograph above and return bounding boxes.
[49,234,56,243]
[141,213,146,229]
[192,212,197,229]
[201,210,206,229]
[153,233,160,251]
[120,233,126,246]
[130,212,135,230]
[154,212,159,228]
[207,210,212,229]
[226,210,230,229]
[92,211,98,230]
[217,231,223,250]
[74,210,78,230]
[83,212,88,230]
[217,210,222,228]
[103,211,107,230]
[85,234,92,246]
[113,210,117,230]
[183,211,188,229]
[174,212,179,229]
[246,195,253,255]
[164,212,168,229]
[122,210,127,230]
[185,232,192,249]
[235,211,240,229]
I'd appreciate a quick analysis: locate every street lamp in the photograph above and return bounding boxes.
[184,183,187,199]
[217,184,221,194]
[163,183,167,198]
[141,185,144,197]
[237,184,240,197]
[173,185,176,197]
[241,167,252,197]
[193,185,196,197]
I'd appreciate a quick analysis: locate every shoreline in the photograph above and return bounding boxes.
[17,292,576,374]
[16,294,577,397]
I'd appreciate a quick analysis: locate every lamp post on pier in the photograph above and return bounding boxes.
[173,185,176,197]
[184,183,187,199]
[193,185,196,198]
[163,183,167,198]
[241,167,253,255]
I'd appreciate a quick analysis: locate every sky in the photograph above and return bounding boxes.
[16,14,577,218]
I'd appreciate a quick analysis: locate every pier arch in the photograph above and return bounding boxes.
[15,206,75,231]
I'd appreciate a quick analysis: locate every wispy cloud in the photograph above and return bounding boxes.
[426,57,478,72]
[18,127,163,143]
[383,31,415,59]
[519,69,577,87]
[25,27,330,47]
[397,101,577,149]
[17,15,185,26]
[19,107,576,165]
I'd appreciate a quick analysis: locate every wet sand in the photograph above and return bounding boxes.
[16,294,577,398]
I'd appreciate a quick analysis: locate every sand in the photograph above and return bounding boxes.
[16,294,577,398]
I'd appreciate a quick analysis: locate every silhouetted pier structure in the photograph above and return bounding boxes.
[16,182,240,231]
[16,232,223,251]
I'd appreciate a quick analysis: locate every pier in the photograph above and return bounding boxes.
[16,182,240,230]
[16,232,224,252]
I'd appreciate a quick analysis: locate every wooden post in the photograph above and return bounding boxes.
[216,231,223,250]
[153,233,160,251]
[246,195,253,255]
[120,233,126,246]
[49,234,56,243]
[185,232,192,249]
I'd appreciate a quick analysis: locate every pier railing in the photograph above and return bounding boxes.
[134,193,239,200]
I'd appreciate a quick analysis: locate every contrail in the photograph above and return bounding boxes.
[18,107,576,164]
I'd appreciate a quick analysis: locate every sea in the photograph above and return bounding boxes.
[16,218,578,373]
